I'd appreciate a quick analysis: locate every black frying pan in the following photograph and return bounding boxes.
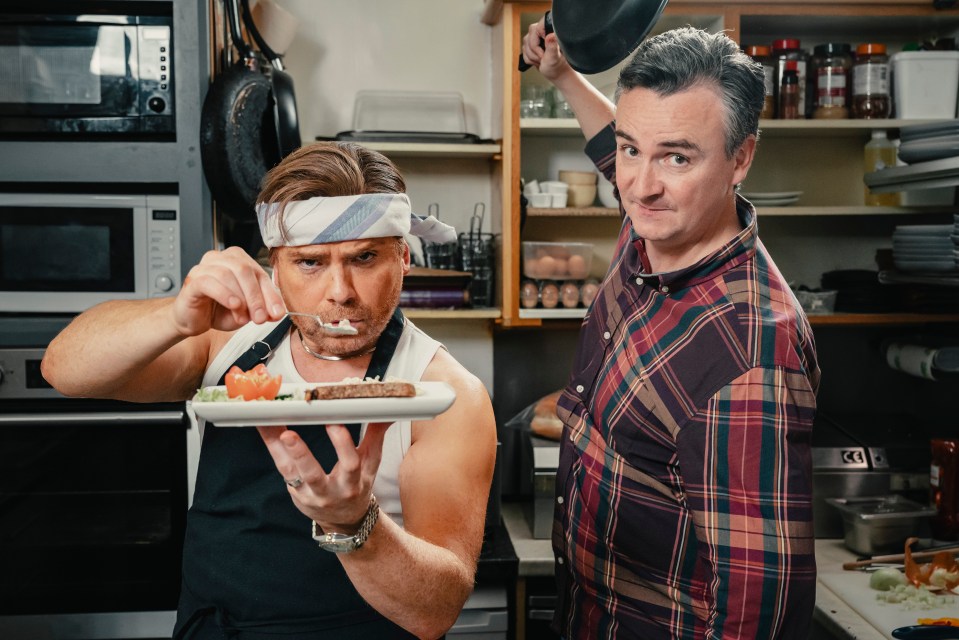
[519,0,669,74]
[200,0,275,217]
[240,0,301,160]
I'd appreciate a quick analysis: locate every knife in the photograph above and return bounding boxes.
[893,626,959,639]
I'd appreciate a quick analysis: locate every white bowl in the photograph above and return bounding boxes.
[597,176,618,208]
[527,193,551,207]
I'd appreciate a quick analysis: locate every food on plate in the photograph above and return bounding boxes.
[917,618,959,626]
[306,379,416,401]
[870,566,908,591]
[904,537,959,591]
[224,364,283,401]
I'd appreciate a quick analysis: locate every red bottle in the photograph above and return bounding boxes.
[931,439,959,540]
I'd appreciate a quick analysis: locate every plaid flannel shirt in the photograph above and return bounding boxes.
[552,125,821,640]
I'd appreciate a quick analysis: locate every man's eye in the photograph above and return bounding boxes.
[621,145,639,158]
[666,154,689,167]
[297,258,319,268]
[355,251,376,263]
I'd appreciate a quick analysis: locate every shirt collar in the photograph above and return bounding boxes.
[632,194,757,289]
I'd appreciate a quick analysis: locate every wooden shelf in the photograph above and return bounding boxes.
[402,308,501,320]
[517,308,959,325]
[343,141,501,158]
[757,206,958,216]
[527,206,618,217]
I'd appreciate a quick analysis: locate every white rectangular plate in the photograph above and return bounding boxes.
[189,381,456,427]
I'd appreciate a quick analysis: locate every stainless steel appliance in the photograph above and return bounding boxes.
[524,434,559,540]
[0,193,181,313]
[0,345,194,639]
[0,2,174,136]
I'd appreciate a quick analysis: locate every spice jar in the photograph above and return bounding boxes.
[931,439,959,541]
[812,43,852,119]
[773,39,809,118]
[745,45,775,119]
[778,64,801,120]
[852,43,891,119]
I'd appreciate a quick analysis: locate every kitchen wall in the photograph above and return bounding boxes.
[276,0,500,391]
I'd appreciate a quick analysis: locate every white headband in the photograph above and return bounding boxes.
[255,193,457,248]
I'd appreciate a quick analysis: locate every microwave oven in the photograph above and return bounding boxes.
[0,193,181,313]
[0,3,174,136]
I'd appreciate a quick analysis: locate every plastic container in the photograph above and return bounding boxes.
[852,44,891,119]
[864,130,900,206]
[772,39,809,118]
[827,496,937,555]
[350,90,467,133]
[812,43,852,119]
[930,439,959,541]
[745,45,775,119]
[794,289,837,315]
[522,242,593,280]
[892,51,959,119]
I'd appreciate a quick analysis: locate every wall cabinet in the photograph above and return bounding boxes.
[490,0,959,328]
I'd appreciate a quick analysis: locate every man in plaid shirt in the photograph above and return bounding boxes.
[521,24,821,639]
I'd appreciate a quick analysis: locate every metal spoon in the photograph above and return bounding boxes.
[285,312,359,335]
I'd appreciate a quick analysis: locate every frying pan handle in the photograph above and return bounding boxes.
[224,0,256,63]
[518,11,553,72]
[893,626,959,639]
[240,0,282,63]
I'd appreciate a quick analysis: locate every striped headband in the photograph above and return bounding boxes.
[255,193,457,248]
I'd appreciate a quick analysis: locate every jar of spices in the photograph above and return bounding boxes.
[852,43,891,119]
[773,39,808,118]
[778,63,801,120]
[745,45,775,119]
[812,43,852,119]
[931,439,959,541]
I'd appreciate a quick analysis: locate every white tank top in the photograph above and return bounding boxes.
[197,317,443,527]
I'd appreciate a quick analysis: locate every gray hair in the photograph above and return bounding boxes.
[616,27,764,158]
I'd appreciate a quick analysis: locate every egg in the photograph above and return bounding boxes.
[553,257,568,277]
[560,282,580,308]
[538,255,557,278]
[568,254,588,279]
[524,257,539,278]
[520,280,540,308]
[541,283,560,308]
[581,281,600,307]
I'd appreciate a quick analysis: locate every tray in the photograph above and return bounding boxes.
[190,381,456,427]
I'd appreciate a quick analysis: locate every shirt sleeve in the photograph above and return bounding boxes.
[584,123,617,184]
[676,365,818,640]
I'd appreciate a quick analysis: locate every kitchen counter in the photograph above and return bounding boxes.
[501,501,943,640]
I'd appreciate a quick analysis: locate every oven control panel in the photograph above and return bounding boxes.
[0,348,64,400]
[147,195,181,297]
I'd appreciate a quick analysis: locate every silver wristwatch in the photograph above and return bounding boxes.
[312,495,379,554]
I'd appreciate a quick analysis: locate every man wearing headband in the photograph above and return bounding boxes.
[42,142,498,639]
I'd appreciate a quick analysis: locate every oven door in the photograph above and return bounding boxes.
[0,399,189,639]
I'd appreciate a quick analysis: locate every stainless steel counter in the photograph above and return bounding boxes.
[501,502,890,640]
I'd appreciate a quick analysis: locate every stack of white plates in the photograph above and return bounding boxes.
[892,224,957,272]
[898,121,959,164]
[741,191,802,206]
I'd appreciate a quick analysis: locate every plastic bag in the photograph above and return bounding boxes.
[504,390,564,441]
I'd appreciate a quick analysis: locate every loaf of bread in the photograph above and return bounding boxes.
[306,380,416,401]
[529,390,563,441]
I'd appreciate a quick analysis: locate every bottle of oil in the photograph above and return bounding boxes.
[863,130,900,206]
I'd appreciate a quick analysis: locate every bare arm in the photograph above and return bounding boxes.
[521,17,616,140]
[258,349,497,638]
[41,247,287,402]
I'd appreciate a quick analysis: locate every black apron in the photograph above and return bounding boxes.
[174,310,417,639]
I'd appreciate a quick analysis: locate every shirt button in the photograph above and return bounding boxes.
[557,496,564,504]
[635,277,643,285]
[603,331,611,340]
[662,285,670,294]
[557,557,565,565]
[575,384,584,393]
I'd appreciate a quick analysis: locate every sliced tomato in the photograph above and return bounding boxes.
[224,364,282,401]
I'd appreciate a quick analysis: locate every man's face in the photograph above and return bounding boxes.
[273,237,409,356]
[614,85,755,265]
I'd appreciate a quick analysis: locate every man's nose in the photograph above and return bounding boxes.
[623,161,663,200]
[324,265,355,303]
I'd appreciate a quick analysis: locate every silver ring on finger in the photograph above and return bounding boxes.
[286,476,303,489]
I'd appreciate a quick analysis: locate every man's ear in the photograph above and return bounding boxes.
[731,134,758,187]
[402,241,412,276]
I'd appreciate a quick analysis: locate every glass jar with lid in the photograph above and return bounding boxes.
[852,43,891,119]
[773,39,809,118]
[745,45,775,119]
[812,43,852,119]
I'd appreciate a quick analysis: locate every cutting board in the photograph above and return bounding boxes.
[819,569,959,638]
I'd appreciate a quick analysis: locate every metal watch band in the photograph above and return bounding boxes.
[311,494,379,553]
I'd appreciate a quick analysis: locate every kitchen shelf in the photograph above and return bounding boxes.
[518,308,959,326]
[527,206,618,217]
[866,156,959,193]
[521,118,951,138]
[336,141,502,158]
[756,205,957,216]
[402,308,502,320]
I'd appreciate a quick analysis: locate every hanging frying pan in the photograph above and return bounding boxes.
[240,0,301,159]
[519,0,669,74]
[200,0,275,217]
